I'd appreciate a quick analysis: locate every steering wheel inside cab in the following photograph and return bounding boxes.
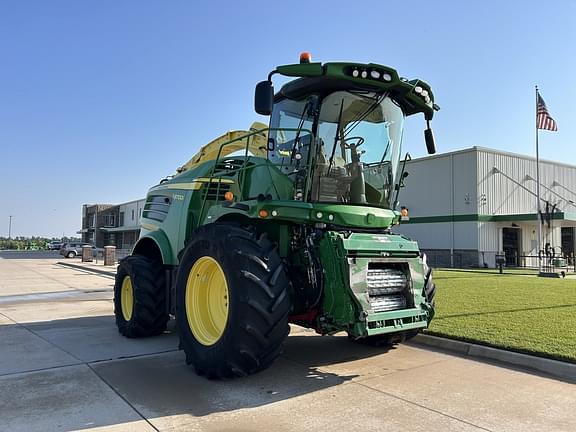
[343,136,364,149]
[343,136,365,162]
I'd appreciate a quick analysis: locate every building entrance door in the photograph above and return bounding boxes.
[502,227,521,267]
[561,227,575,265]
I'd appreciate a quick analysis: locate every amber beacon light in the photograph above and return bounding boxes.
[299,52,312,63]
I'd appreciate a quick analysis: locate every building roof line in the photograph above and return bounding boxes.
[83,198,145,210]
[118,198,146,206]
[408,146,576,170]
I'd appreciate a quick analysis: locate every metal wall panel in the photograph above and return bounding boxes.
[399,149,478,216]
[398,156,453,216]
[397,223,452,249]
[478,221,499,252]
[477,148,576,215]
[453,152,479,214]
[453,222,479,249]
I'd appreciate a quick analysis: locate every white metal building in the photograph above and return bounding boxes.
[395,147,576,268]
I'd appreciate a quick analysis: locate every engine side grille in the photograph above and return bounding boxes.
[142,195,171,222]
[367,268,408,312]
[202,183,231,201]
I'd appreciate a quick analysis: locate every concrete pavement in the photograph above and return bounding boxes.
[1,256,575,431]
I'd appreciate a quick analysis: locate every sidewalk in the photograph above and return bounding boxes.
[3,257,575,431]
[56,259,117,277]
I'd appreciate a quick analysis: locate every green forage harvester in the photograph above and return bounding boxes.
[114,53,438,379]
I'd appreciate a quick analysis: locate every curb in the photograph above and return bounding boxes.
[56,261,116,277]
[412,334,576,382]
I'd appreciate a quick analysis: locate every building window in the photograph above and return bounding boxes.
[131,209,135,220]
[119,212,124,226]
[103,214,115,227]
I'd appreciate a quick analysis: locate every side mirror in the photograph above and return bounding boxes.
[425,123,436,154]
[424,119,436,154]
[255,81,274,115]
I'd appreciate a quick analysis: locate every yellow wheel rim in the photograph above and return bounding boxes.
[121,275,134,321]
[185,256,229,346]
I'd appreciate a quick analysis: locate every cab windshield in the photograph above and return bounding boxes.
[269,91,404,209]
[315,91,403,207]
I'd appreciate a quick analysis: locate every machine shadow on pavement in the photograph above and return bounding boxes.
[91,329,395,419]
[0,313,404,423]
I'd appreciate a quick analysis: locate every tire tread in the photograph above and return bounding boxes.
[114,255,168,338]
[176,223,290,379]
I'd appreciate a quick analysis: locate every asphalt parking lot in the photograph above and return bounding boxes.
[1,252,575,432]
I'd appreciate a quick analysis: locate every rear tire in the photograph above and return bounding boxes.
[175,224,291,379]
[66,251,76,258]
[114,255,169,338]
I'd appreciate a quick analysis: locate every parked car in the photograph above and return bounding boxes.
[47,241,64,251]
[59,242,94,258]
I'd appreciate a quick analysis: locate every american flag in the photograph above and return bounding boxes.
[537,93,558,131]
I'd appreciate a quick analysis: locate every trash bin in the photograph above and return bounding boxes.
[104,246,116,266]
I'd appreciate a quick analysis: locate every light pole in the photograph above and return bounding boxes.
[8,215,12,240]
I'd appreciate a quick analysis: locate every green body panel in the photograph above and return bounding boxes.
[132,58,436,340]
[207,200,398,229]
[318,232,358,330]
[340,232,419,256]
[276,62,324,77]
[136,227,176,265]
[275,62,435,120]
[318,231,432,338]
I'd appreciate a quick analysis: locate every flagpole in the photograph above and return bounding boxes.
[535,86,542,272]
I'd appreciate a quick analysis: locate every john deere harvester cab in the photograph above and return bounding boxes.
[114,53,438,379]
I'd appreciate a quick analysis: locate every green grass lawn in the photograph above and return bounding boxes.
[426,268,576,363]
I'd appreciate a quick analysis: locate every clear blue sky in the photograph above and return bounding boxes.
[1,0,574,238]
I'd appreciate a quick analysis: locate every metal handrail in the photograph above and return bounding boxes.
[198,127,314,221]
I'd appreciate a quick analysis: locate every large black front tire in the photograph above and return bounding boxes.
[175,224,291,379]
[114,255,169,338]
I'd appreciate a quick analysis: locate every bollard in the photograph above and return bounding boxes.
[82,245,93,262]
[104,245,116,266]
[495,253,505,274]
